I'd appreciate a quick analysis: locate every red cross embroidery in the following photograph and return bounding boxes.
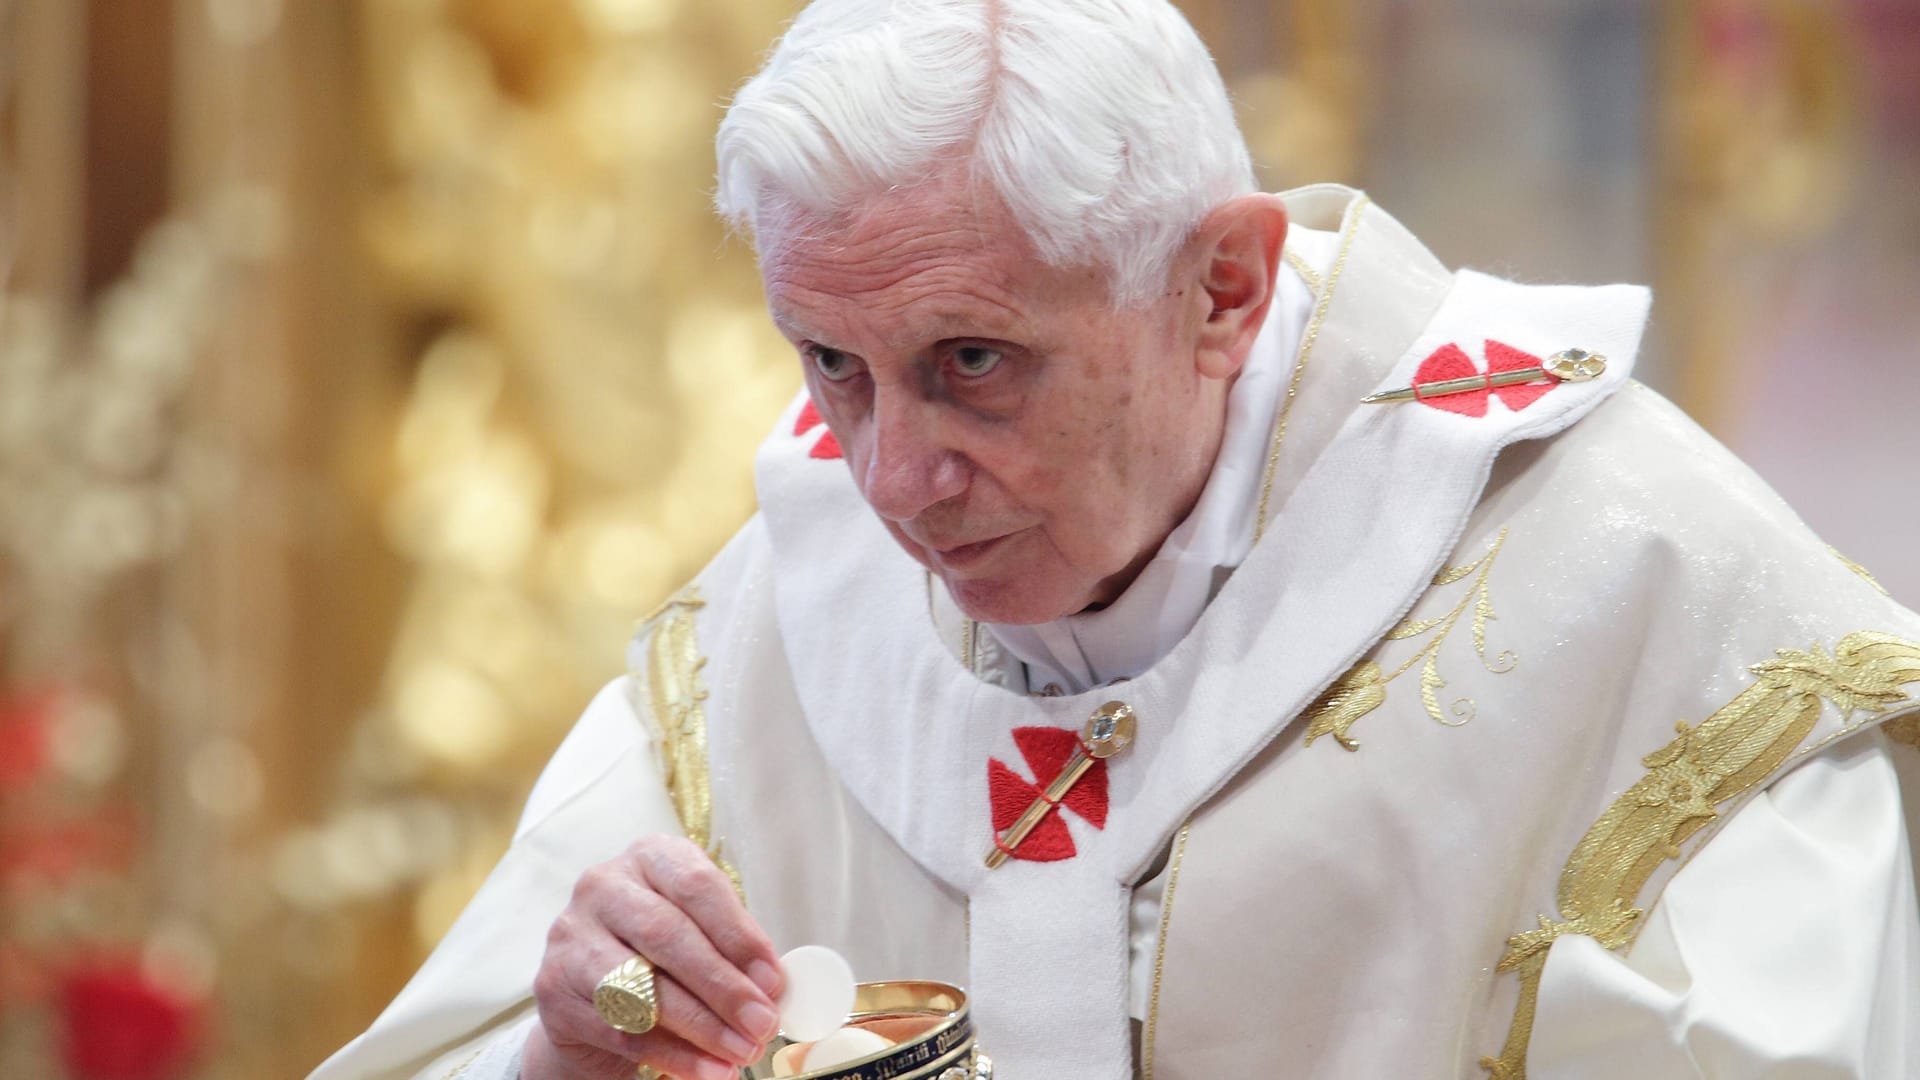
[1411,340,1557,417]
[986,727,1110,862]
[793,400,843,459]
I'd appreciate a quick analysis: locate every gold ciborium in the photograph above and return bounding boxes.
[744,981,990,1080]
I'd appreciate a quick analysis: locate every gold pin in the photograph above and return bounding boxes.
[1362,348,1607,405]
[984,701,1135,869]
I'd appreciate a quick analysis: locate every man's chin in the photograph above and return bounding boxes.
[943,574,1078,626]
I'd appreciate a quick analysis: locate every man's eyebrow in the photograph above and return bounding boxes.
[770,305,1033,351]
[768,312,819,341]
[911,308,1031,343]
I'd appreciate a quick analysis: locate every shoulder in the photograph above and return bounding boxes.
[516,515,779,840]
[1486,379,1904,622]
[624,514,778,674]
[1453,378,1920,766]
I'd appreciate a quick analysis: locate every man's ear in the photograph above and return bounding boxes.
[1190,194,1288,380]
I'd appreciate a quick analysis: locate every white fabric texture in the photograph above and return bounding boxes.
[413,1014,534,1080]
[1529,729,1920,1079]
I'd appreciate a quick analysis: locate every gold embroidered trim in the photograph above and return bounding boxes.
[1829,545,1889,595]
[639,586,744,900]
[1283,248,1323,295]
[1305,528,1516,750]
[961,618,978,675]
[1253,195,1370,542]
[1481,631,1920,1079]
[1139,822,1192,1080]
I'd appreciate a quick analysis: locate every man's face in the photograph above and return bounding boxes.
[762,183,1228,625]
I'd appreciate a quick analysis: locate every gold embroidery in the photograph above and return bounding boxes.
[1254,195,1370,542]
[1304,528,1516,751]
[1481,631,1920,1079]
[1283,248,1323,295]
[639,586,743,900]
[1302,661,1387,752]
[1829,545,1889,595]
[961,618,978,675]
[1139,822,1192,1080]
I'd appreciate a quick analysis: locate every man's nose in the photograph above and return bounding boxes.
[859,393,966,523]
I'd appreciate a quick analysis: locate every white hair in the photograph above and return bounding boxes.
[714,0,1257,306]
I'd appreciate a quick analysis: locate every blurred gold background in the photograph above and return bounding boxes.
[0,1,1914,1077]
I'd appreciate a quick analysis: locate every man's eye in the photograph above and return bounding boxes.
[953,346,1003,378]
[808,346,860,382]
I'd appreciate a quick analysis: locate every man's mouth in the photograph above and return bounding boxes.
[929,531,1017,570]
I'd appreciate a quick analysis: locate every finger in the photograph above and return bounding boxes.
[628,1027,740,1080]
[551,1010,736,1080]
[571,930,768,1067]
[652,967,770,1066]
[595,880,779,1052]
[547,940,751,1077]
[634,838,783,996]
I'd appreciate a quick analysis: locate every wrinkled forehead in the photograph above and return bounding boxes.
[755,171,1019,270]
[758,180,1106,344]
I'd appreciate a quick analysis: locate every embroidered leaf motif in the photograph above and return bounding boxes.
[1481,631,1920,1079]
[1385,617,1443,641]
[1303,661,1387,752]
[1303,528,1515,750]
[1418,655,1448,726]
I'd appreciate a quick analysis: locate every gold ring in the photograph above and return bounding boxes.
[634,1067,662,1080]
[593,954,660,1035]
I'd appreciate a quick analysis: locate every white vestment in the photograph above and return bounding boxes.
[313,186,1920,1080]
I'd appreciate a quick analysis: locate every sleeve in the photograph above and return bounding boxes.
[409,1012,536,1080]
[309,676,683,1079]
[1526,729,1920,1078]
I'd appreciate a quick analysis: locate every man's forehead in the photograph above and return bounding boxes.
[768,289,1036,349]
[763,214,1051,346]
[763,169,1008,245]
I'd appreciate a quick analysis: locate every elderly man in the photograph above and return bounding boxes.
[315,1,1920,1078]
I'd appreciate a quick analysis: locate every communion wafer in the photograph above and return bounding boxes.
[775,945,856,1042]
[803,1026,894,1071]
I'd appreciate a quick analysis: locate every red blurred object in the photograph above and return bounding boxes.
[0,810,139,887]
[0,689,55,791]
[56,960,205,1080]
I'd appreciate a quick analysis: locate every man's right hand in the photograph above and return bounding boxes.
[521,834,784,1080]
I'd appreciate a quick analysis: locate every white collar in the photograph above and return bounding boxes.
[986,226,1340,694]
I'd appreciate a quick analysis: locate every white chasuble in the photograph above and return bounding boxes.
[312,186,1920,1080]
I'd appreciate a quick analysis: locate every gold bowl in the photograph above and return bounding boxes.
[742,980,990,1080]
